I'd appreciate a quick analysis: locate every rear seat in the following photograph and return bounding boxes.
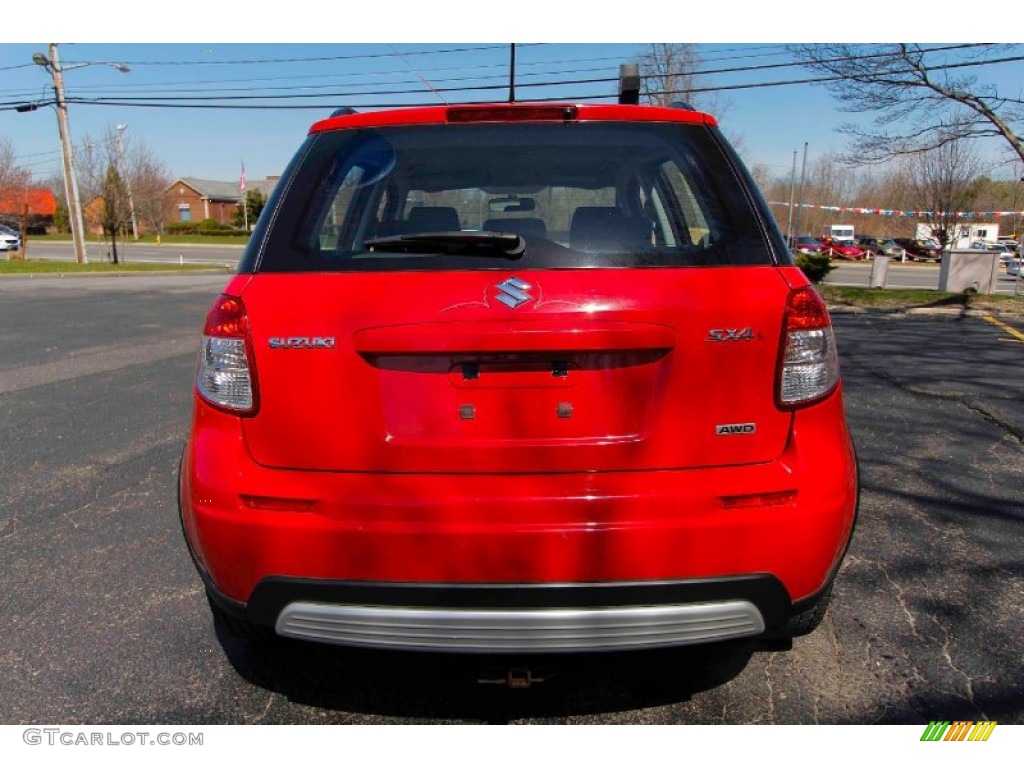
[405,206,461,233]
[570,206,651,252]
[372,206,462,239]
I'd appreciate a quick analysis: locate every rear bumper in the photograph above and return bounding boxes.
[207,576,802,653]
[181,390,858,649]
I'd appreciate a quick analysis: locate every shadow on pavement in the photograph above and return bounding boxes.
[215,625,763,723]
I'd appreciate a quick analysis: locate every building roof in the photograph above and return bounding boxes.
[0,187,58,216]
[168,177,276,202]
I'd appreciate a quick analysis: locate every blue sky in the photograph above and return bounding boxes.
[2,5,1022,188]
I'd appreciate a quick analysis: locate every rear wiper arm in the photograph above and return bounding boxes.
[363,231,525,258]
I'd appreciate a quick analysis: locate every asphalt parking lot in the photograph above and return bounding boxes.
[0,275,1021,725]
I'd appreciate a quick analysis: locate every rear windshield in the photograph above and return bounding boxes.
[249,121,782,272]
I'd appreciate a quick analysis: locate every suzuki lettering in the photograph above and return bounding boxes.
[268,337,336,350]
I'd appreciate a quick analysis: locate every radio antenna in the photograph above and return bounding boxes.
[509,43,516,103]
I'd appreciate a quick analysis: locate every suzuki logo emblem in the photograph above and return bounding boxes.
[494,277,533,309]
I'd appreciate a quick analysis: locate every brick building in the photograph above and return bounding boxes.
[164,177,277,227]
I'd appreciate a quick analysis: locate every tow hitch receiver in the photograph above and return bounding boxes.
[477,667,546,689]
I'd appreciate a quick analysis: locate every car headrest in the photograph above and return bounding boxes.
[482,217,547,239]
[406,206,461,233]
[570,207,650,253]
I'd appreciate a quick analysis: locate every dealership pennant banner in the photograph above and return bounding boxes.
[770,201,1024,218]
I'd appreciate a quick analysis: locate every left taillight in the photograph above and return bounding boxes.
[196,294,258,415]
[776,286,840,410]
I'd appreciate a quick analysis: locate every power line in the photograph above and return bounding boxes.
[21,43,985,106]
[59,44,542,68]
[3,47,795,97]
[58,74,612,104]
[682,52,1024,95]
[4,46,1018,115]
[33,48,1010,110]
[30,64,636,99]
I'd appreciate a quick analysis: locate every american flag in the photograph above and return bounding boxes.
[240,161,246,193]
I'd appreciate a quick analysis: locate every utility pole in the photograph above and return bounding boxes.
[30,45,130,264]
[794,142,809,238]
[43,44,88,264]
[786,150,798,245]
[117,124,139,240]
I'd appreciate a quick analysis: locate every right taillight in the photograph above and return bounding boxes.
[196,294,258,415]
[776,286,840,409]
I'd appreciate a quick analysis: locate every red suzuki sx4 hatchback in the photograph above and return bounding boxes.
[179,103,858,654]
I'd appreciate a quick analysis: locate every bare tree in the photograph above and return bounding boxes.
[636,43,731,119]
[789,43,1024,166]
[99,162,131,263]
[747,163,771,193]
[639,44,701,107]
[905,133,985,248]
[131,153,170,237]
[0,136,31,191]
[73,126,170,239]
[72,133,106,215]
[773,153,863,238]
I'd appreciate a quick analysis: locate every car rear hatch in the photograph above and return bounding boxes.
[238,266,795,474]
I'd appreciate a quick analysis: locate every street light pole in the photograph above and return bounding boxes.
[31,44,130,264]
[117,124,139,241]
[45,44,89,264]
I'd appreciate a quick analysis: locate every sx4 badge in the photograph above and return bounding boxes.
[706,328,756,342]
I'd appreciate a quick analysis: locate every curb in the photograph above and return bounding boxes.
[827,304,1024,318]
[25,241,247,250]
[0,269,234,280]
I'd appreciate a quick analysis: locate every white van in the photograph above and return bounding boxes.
[823,225,855,243]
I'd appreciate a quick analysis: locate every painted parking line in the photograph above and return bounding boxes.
[982,314,1024,344]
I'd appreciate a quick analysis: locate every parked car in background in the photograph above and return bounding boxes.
[857,236,905,259]
[982,242,1015,265]
[179,101,859,656]
[791,236,823,255]
[893,238,942,262]
[0,224,21,252]
[996,236,1019,254]
[821,237,866,260]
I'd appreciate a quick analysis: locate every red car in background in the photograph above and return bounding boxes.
[820,237,866,260]
[893,238,943,262]
[790,236,823,255]
[179,102,859,657]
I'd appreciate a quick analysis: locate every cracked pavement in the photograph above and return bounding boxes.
[0,277,1021,724]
